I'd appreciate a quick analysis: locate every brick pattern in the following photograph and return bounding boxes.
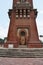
[4,0,42,48]
[0,58,43,65]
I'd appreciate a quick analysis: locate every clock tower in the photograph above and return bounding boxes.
[4,0,42,48]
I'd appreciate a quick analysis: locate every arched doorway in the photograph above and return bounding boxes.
[20,31,26,45]
[17,28,29,48]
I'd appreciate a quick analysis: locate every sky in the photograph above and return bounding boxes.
[0,0,43,41]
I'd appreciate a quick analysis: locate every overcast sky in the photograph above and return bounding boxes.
[0,0,43,41]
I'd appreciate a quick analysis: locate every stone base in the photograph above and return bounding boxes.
[0,48,43,58]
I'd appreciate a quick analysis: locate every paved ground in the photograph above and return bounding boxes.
[0,58,43,65]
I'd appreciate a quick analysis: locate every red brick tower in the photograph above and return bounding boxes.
[4,0,42,48]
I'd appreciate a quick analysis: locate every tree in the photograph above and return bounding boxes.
[0,38,4,43]
[40,35,43,37]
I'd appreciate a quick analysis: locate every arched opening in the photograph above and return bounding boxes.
[20,31,25,36]
[17,28,29,48]
[20,31,26,45]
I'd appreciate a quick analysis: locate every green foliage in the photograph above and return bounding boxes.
[40,35,43,37]
[0,37,7,43]
[0,38,4,43]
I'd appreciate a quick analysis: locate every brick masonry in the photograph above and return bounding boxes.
[4,0,42,48]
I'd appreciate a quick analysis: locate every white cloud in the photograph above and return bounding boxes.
[0,25,7,39]
[38,10,43,14]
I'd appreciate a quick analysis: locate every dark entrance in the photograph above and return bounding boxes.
[20,31,25,36]
[20,31,26,45]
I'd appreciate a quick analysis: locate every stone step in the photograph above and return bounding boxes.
[0,48,43,58]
